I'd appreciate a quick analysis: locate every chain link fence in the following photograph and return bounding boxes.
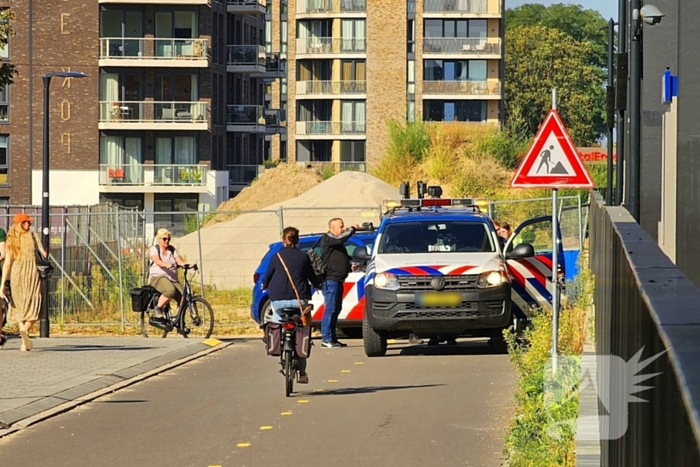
[3,196,586,331]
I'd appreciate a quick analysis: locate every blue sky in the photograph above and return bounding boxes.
[506,0,618,20]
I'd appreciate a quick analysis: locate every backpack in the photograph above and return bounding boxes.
[307,237,329,282]
[149,244,175,268]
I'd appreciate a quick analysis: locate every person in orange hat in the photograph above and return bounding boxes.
[0,213,47,351]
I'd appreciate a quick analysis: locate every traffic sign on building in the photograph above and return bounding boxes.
[510,109,595,189]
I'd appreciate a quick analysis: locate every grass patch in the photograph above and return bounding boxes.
[502,259,593,466]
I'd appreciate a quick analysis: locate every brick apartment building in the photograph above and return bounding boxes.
[264,0,504,170]
[0,0,282,233]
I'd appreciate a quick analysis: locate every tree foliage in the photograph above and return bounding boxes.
[0,10,16,86]
[504,25,606,146]
[505,3,610,69]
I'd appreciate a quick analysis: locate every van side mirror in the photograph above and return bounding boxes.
[352,246,370,261]
[506,243,535,260]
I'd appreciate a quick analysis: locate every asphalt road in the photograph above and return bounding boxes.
[0,337,516,467]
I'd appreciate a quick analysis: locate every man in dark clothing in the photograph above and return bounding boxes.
[262,227,321,383]
[320,217,359,348]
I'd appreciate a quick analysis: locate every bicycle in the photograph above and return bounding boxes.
[279,307,304,397]
[139,264,214,339]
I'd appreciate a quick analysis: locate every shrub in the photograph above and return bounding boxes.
[372,119,430,186]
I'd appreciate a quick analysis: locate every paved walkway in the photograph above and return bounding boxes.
[0,335,231,435]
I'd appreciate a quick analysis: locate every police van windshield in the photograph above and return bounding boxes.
[378,221,495,254]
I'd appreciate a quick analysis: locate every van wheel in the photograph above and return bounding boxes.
[363,315,387,357]
[489,327,509,354]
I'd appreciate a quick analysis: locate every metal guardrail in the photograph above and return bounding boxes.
[296,37,366,55]
[423,37,501,55]
[99,37,208,60]
[296,80,366,96]
[424,0,495,14]
[589,192,700,466]
[98,101,207,123]
[422,80,501,95]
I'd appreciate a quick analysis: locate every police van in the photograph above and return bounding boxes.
[351,184,566,357]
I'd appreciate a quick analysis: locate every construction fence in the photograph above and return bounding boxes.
[4,195,588,330]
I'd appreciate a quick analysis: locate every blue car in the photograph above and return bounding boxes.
[250,228,378,332]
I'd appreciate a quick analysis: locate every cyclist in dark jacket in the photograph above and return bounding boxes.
[262,226,320,383]
[319,217,359,348]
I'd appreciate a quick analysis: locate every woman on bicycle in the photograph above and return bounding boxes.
[149,228,195,319]
[262,226,321,384]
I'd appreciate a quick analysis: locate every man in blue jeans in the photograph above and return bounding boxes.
[320,217,359,348]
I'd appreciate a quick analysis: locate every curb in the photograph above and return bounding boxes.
[0,340,233,439]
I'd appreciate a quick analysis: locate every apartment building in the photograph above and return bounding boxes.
[0,0,280,233]
[260,0,504,171]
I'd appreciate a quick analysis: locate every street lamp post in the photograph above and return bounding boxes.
[39,71,88,338]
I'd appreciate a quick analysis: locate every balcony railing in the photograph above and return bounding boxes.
[227,105,264,125]
[99,38,208,60]
[99,101,207,123]
[296,37,366,55]
[265,53,286,72]
[296,80,366,96]
[227,45,266,66]
[423,37,501,54]
[296,121,366,136]
[424,0,497,14]
[227,164,261,184]
[298,0,366,14]
[295,161,366,173]
[227,0,266,13]
[99,164,208,187]
[264,108,287,127]
[422,80,501,95]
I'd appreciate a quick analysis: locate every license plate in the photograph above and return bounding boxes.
[415,292,462,307]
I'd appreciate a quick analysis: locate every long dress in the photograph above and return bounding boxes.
[9,233,42,323]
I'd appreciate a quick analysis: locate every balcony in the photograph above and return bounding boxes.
[98,101,208,131]
[295,161,366,173]
[252,53,287,78]
[226,105,267,133]
[423,37,501,57]
[99,38,208,68]
[227,45,266,73]
[422,80,501,98]
[295,121,365,139]
[423,0,501,16]
[98,0,208,3]
[99,164,209,194]
[296,80,366,97]
[296,0,366,15]
[227,0,266,14]
[295,38,366,57]
[263,109,287,134]
[228,164,262,187]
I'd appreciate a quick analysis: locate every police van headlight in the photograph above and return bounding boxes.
[374,273,400,291]
[477,271,503,288]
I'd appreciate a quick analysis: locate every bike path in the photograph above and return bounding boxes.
[0,335,231,434]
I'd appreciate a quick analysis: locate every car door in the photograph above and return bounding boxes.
[504,215,565,322]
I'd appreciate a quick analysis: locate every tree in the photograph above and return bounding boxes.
[504,25,606,146]
[505,3,610,69]
[0,10,16,86]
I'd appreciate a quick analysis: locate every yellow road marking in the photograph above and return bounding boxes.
[281,411,293,416]
[209,465,222,467]
[327,379,338,383]
[341,370,351,373]
[260,426,273,430]
[387,339,396,344]
[202,338,222,347]
[354,362,364,365]
[236,443,251,448]
[298,400,309,404]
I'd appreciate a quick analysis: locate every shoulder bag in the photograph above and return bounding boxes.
[31,234,54,280]
[277,252,313,327]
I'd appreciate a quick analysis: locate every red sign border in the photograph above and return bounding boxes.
[510,109,595,189]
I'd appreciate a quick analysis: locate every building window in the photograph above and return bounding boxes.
[423,100,487,122]
[154,194,199,237]
[0,136,8,186]
[100,135,143,184]
[0,86,8,122]
[100,193,144,210]
[424,59,487,81]
[407,60,415,95]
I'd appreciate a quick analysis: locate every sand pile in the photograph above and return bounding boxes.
[204,164,325,226]
[175,171,400,290]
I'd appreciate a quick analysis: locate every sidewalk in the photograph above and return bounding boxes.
[0,335,231,436]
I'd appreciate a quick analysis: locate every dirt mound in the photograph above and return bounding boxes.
[175,171,400,290]
[204,164,324,226]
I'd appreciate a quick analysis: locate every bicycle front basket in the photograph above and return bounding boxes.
[130,287,152,312]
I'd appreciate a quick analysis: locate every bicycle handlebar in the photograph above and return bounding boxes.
[178,264,198,271]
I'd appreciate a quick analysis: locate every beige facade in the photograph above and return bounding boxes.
[265,0,504,171]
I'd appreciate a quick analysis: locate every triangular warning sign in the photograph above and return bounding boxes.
[510,109,595,189]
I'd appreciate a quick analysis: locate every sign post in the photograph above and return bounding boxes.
[510,90,594,375]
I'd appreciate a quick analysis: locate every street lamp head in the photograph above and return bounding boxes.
[43,71,88,79]
[640,5,665,26]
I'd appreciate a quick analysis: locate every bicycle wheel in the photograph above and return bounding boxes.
[182,297,214,339]
[284,349,294,397]
[140,309,170,339]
